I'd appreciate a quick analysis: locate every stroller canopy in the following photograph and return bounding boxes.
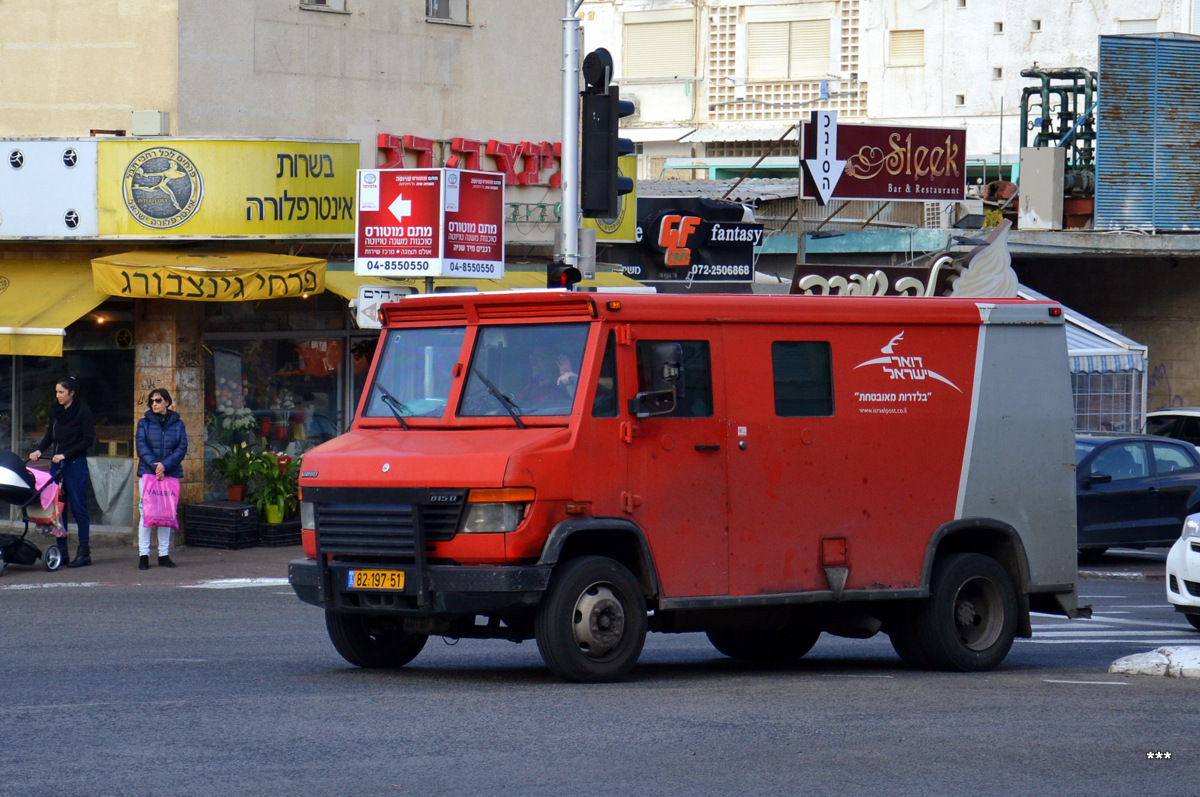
[0,451,37,506]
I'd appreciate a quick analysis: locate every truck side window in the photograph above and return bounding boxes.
[635,340,713,418]
[591,330,619,418]
[772,341,833,417]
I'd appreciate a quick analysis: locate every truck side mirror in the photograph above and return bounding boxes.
[628,342,684,418]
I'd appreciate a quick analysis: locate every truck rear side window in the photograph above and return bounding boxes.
[772,341,833,416]
[635,340,713,418]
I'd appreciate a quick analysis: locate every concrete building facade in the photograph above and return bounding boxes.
[0,1,570,536]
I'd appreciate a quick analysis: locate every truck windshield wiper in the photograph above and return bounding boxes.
[471,367,526,429]
[374,384,410,430]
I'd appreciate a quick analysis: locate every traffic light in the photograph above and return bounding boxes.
[580,48,635,219]
[547,261,582,290]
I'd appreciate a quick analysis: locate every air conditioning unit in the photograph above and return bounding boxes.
[623,93,640,119]
[131,110,170,136]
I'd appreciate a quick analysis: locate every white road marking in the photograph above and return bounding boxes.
[1042,679,1129,685]
[181,578,290,589]
[1027,638,1197,645]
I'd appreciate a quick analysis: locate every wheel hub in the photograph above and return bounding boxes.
[954,577,1001,650]
[572,583,625,657]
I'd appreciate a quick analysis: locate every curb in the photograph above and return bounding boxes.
[1110,646,1200,679]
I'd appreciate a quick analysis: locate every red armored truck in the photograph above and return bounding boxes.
[289,291,1083,682]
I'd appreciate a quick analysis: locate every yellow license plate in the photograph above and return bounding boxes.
[348,569,405,590]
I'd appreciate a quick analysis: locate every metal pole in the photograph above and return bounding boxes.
[559,2,581,269]
[998,97,1004,183]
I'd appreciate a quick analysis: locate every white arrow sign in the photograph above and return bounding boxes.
[389,192,412,223]
[803,110,846,205]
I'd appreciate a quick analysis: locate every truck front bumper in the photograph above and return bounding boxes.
[289,558,552,616]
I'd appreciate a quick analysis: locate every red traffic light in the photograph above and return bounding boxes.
[547,263,582,289]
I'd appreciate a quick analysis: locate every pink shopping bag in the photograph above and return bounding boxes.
[141,474,181,528]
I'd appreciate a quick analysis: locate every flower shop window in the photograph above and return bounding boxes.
[203,335,347,501]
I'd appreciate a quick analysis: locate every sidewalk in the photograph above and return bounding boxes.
[0,533,300,588]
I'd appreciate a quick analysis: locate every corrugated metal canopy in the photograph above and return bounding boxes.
[622,127,695,143]
[680,126,795,143]
[1019,286,1147,373]
[639,178,798,204]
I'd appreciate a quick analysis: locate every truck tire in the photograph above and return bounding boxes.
[706,625,820,663]
[913,553,1018,672]
[535,556,647,683]
[325,610,428,669]
[886,606,935,669]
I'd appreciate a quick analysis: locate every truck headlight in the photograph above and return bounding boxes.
[460,488,534,533]
[300,500,315,529]
[1184,515,1200,540]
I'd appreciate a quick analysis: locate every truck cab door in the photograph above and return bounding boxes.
[623,332,729,598]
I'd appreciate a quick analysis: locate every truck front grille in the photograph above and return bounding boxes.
[316,501,463,559]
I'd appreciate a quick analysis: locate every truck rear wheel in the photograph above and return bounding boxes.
[914,553,1018,672]
[535,556,647,683]
[325,610,428,669]
[706,625,820,663]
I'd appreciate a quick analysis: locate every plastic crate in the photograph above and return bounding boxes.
[184,525,260,550]
[185,501,257,530]
[259,521,301,548]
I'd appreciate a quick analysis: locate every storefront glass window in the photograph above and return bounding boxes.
[203,334,346,498]
[17,303,136,527]
[0,356,12,452]
[202,294,364,500]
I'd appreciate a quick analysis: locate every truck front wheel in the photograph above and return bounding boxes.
[914,553,1018,672]
[535,556,648,683]
[325,610,428,669]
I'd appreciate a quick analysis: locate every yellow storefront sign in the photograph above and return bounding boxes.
[92,250,325,301]
[97,140,358,238]
[582,155,638,243]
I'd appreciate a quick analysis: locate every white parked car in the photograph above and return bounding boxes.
[1166,513,1200,630]
[1147,407,1200,451]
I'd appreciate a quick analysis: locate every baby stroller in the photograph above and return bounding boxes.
[0,450,67,575]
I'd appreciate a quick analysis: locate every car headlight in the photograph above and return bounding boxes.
[1184,515,1200,540]
[460,488,534,533]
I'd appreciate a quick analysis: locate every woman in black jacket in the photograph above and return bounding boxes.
[29,376,95,568]
[135,388,187,569]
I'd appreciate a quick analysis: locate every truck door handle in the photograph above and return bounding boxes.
[695,444,721,452]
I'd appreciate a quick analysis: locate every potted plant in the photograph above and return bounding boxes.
[209,441,255,501]
[247,450,300,524]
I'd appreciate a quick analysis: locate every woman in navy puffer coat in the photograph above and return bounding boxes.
[136,388,187,569]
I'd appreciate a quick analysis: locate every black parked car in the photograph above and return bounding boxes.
[1075,433,1200,554]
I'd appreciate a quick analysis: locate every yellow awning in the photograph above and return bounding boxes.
[92,249,325,301]
[0,259,110,357]
[323,268,643,299]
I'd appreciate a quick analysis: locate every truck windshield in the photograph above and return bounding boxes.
[459,323,589,418]
[363,326,466,419]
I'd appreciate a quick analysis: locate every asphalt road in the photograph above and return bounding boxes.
[1,547,1196,796]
